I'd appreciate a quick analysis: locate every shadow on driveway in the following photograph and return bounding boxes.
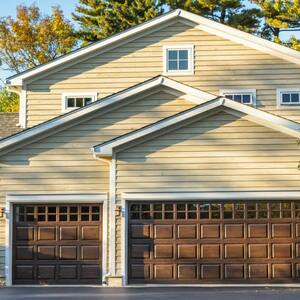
[1,287,300,300]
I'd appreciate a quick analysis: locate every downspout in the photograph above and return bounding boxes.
[92,151,116,283]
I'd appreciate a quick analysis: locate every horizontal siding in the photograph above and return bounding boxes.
[0,90,193,281]
[116,110,300,195]
[26,20,300,126]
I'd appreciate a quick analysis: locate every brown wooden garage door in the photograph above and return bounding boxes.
[13,204,102,284]
[128,201,300,283]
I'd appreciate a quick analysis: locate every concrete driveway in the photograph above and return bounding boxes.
[0,287,300,300]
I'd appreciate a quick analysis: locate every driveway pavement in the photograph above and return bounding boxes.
[0,287,300,300]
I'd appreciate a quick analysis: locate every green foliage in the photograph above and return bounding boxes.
[0,4,77,73]
[73,0,164,44]
[162,0,262,34]
[0,87,19,112]
[252,0,300,42]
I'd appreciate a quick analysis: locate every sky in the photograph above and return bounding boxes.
[1,1,299,83]
[0,0,77,82]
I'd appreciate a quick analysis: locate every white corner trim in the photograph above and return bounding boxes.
[61,92,98,112]
[19,88,27,128]
[220,89,257,107]
[5,192,108,286]
[276,88,300,109]
[122,191,300,201]
[93,96,300,157]
[0,76,216,155]
[162,44,194,76]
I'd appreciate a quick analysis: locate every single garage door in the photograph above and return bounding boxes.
[13,204,102,284]
[128,201,300,283]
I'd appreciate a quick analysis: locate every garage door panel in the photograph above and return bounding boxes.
[224,224,244,238]
[130,224,150,239]
[248,244,268,258]
[201,264,221,279]
[201,225,220,238]
[16,246,34,260]
[16,227,34,241]
[248,264,268,279]
[60,226,77,240]
[38,227,56,241]
[154,225,173,239]
[154,264,173,279]
[248,224,268,238]
[154,244,173,258]
[37,246,56,260]
[37,265,56,279]
[272,224,291,238]
[128,201,300,283]
[13,204,102,284]
[201,244,220,259]
[272,244,292,258]
[178,244,197,259]
[178,264,197,279]
[177,225,197,239]
[272,263,292,278]
[224,264,244,279]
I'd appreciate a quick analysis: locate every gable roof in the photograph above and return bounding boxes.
[93,97,300,158]
[7,9,300,86]
[0,76,216,155]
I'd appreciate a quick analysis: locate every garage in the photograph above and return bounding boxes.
[128,201,300,283]
[13,204,102,284]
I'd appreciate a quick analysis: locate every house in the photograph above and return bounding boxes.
[0,113,21,140]
[1,8,300,286]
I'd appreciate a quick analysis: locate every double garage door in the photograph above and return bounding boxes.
[13,204,102,284]
[128,201,300,283]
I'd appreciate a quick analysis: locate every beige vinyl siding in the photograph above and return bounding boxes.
[0,90,193,281]
[115,110,300,273]
[26,20,300,127]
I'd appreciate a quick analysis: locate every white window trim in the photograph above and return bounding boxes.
[220,89,257,107]
[277,88,300,109]
[61,92,98,112]
[4,193,108,286]
[163,44,194,76]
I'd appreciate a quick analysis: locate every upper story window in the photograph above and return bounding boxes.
[220,89,256,106]
[61,92,97,111]
[163,45,194,75]
[277,89,300,107]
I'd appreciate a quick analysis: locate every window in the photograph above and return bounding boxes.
[61,92,97,111]
[220,89,256,106]
[163,45,194,75]
[277,89,300,106]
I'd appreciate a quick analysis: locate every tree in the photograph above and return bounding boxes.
[0,86,19,112]
[0,4,77,73]
[163,0,262,34]
[72,0,164,44]
[252,1,300,45]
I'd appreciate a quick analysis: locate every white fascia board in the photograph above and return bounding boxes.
[0,76,162,151]
[162,77,216,102]
[223,98,300,138]
[7,10,180,86]
[93,98,223,156]
[180,10,300,65]
[0,76,218,153]
[122,191,300,201]
[93,96,300,157]
[9,9,300,86]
